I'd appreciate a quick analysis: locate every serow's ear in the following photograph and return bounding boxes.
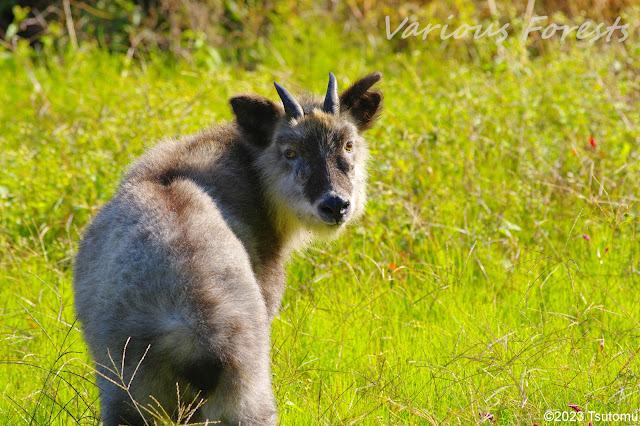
[230,94,282,146]
[339,72,383,131]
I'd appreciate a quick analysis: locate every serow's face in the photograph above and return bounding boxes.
[266,111,368,231]
[230,71,382,237]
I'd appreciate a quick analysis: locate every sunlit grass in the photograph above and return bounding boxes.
[1,21,639,425]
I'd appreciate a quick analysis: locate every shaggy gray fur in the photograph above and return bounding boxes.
[73,72,382,425]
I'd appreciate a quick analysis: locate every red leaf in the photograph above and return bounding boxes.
[568,404,581,412]
[479,412,495,422]
[589,136,596,148]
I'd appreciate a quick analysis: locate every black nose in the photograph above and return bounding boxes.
[318,196,350,224]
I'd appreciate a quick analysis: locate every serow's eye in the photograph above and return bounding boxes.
[345,141,354,152]
[284,149,297,159]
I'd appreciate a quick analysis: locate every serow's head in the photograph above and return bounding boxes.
[230,72,382,237]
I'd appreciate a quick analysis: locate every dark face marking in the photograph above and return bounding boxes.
[258,107,371,230]
[275,117,356,205]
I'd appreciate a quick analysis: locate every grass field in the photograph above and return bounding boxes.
[1,13,639,425]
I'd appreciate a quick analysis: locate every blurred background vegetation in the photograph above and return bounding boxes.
[1,0,638,67]
[2,1,639,424]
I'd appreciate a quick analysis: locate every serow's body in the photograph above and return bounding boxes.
[73,72,383,425]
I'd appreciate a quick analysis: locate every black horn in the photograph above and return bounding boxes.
[274,82,304,119]
[323,72,339,114]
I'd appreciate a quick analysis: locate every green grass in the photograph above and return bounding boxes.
[1,19,639,425]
